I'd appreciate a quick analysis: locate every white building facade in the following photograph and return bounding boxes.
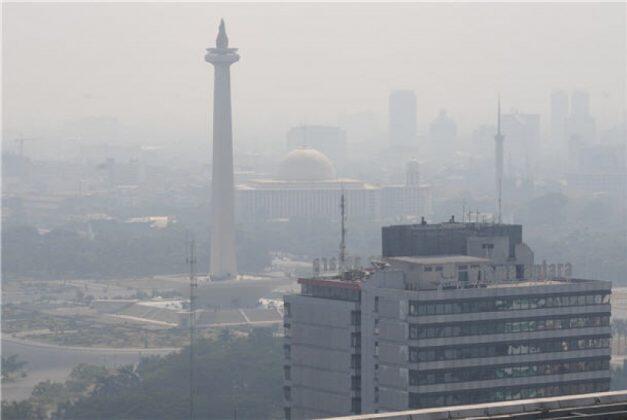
[237,148,431,223]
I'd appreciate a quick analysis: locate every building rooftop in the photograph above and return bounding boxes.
[388,255,490,265]
[323,390,627,420]
[386,221,521,230]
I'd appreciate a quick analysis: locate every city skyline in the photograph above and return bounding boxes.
[3,3,625,150]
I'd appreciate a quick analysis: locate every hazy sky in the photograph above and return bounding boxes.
[3,2,626,150]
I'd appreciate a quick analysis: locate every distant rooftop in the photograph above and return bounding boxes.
[388,255,490,265]
[386,220,522,230]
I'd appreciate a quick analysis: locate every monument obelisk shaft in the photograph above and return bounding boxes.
[205,20,239,280]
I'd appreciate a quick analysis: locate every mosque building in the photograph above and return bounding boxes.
[236,147,431,223]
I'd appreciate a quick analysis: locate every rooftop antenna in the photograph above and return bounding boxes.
[495,95,505,224]
[339,188,347,277]
[186,235,198,420]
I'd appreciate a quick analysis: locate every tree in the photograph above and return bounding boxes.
[1,354,27,382]
[57,328,283,419]
[1,400,44,420]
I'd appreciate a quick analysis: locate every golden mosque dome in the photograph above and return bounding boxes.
[278,147,337,181]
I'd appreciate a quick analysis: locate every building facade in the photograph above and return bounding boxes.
[382,221,534,279]
[360,257,611,413]
[389,90,417,150]
[284,277,364,419]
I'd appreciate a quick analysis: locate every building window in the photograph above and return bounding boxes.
[351,398,361,414]
[404,294,610,317]
[284,344,291,360]
[351,375,361,391]
[409,300,419,316]
[409,347,419,362]
[409,325,419,339]
[284,302,291,317]
[374,296,379,313]
[411,314,610,339]
[408,336,609,362]
[409,370,419,386]
[351,354,361,369]
[284,365,291,381]
[284,407,291,420]
[351,310,361,326]
[351,333,361,349]
[283,386,291,401]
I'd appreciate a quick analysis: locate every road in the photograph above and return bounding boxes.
[1,335,179,402]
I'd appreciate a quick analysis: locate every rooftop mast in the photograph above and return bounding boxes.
[187,236,197,420]
[339,190,347,277]
[495,96,505,224]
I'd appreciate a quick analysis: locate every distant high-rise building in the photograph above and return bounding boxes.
[205,20,238,280]
[501,111,541,178]
[571,90,591,117]
[405,159,420,187]
[381,159,431,220]
[566,90,597,144]
[550,90,569,145]
[428,109,457,155]
[389,90,417,149]
[286,125,347,164]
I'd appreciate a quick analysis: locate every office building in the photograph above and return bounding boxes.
[360,256,611,412]
[566,90,597,144]
[428,110,457,158]
[284,223,610,418]
[284,274,366,419]
[501,112,540,178]
[550,90,569,146]
[389,90,417,149]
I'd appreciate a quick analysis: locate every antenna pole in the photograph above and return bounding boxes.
[495,95,504,224]
[187,236,197,420]
[339,190,347,277]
